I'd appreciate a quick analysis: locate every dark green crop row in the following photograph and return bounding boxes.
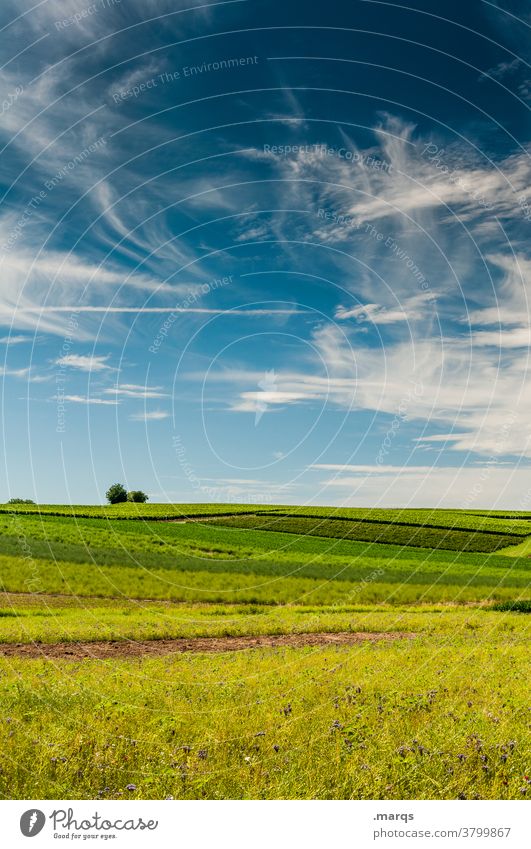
[264,507,531,536]
[205,514,522,552]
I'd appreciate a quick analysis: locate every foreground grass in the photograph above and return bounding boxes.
[0,620,528,799]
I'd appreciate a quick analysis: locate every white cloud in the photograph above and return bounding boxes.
[0,245,188,336]
[204,319,531,459]
[313,464,531,510]
[60,394,119,406]
[130,410,170,421]
[33,306,306,315]
[335,293,434,325]
[232,390,322,413]
[6,0,126,41]
[467,252,531,328]
[104,383,169,399]
[311,464,435,475]
[480,58,522,82]
[0,365,49,382]
[56,354,112,372]
[413,433,471,444]
[106,60,164,103]
[471,327,531,348]
[0,366,30,379]
[234,224,271,242]
[0,335,30,345]
[191,476,297,501]
[335,303,411,324]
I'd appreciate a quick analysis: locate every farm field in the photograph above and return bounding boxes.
[0,502,276,520]
[0,504,529,800]
[203,513,527,552]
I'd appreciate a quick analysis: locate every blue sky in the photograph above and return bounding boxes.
[1,0,531,507]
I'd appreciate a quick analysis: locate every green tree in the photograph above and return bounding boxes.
[7,498,35,504]
[106,483,128,504]
[127,490,149,503]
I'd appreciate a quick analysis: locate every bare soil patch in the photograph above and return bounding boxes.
[0,630,413,659]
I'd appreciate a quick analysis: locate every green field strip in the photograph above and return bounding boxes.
[2,511,531,571]
[203,514,524,553]
[2,517,531,576]
[495,537,531,556]
[263,511,531,538]
[262,507,531,536]
[0,503,278,520]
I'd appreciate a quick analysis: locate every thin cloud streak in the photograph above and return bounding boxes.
[16,307,309,314]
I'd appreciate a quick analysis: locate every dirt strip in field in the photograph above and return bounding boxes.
[0,631,414,659]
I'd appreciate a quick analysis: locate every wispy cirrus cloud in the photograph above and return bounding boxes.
[311,464,435,475]
[59,394,119,406]
[104,383,169,399]
[129,409,170,421]
[55,354,112,372]
[335,302,414,324]
[202,319,531,458]
[0,334,30,345]
[1,365,37,380]
[311,464,531,509]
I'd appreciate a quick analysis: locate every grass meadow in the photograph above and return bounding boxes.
[0,504,529,799]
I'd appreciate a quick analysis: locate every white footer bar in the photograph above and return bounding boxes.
[2,799,528,848]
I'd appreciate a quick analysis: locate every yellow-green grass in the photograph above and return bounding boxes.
[0,552,528,606]
[0,617,528,799]
[0,597,520,644]
[498,537,531,557]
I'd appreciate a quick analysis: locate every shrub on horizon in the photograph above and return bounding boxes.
[127,490,149,503]
[7,497,35,504]
[106,483,128,504]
